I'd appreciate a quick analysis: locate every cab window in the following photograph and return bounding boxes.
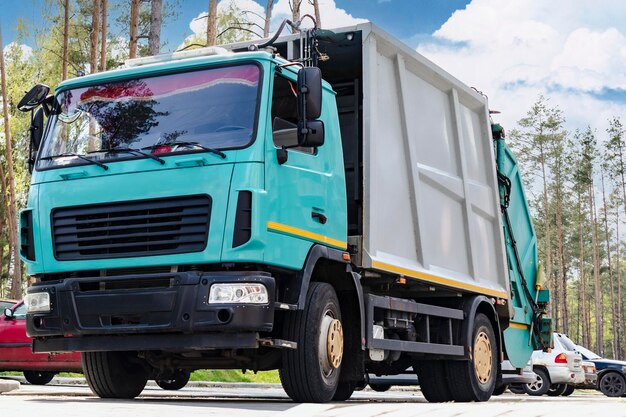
[271,75,314,154]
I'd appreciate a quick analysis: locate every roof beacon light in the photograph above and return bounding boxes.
[125,46,230,68]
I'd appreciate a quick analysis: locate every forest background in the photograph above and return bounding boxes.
[0,0,625,361]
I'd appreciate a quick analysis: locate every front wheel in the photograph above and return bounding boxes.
[23,371,55,385]
[82,351,149,399]
[280,282,344,403]
[599,372,626,397]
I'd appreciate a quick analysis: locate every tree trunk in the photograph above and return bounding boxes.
[90,0,100,73]
[617,204,624,360]
[62,0,70,80]
[148,0,162,55]
[264,0,273,38]
[0,25,22,299]
[579,190,589,348]
[555,164,567,332]
[100,0,108,71]
[312,0,321,28]
[539,143,553,320]
[590,180,603,355]
[206,0,218,46]
[601,170,617,357]
[291,0,301,26]
[129,0,140,59]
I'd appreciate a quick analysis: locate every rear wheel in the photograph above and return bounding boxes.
[508,383,525,394]
[415,360,453,402]
[332,381,356,401]
[23,371,55,385]
[492,384,508,396]
[156,370,191,391]
[561,384,575,396]
[445,313,497,402]
[547,384,567,396]
[82,351,149,399]
[523,368,550,396]
[280,282,344,403]
[599,372,626,397]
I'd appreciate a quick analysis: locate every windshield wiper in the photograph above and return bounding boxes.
[39,153,109,170]
[148,141,226,159]
[96,148,166,165]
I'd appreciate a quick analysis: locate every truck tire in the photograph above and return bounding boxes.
[82,351,149,399]
[492,384,508,396]
[523,367,550,396]
[415,360,453,402]
[332,381,356,401]
[23,371,55,385]
[599,372,626,397]
[280,282,344,403]
[156,370,191,390]
[445,313,497,402]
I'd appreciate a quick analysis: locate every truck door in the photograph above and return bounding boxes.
[264,71,347,269]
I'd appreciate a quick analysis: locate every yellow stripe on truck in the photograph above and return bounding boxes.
[508,322,530,330]
[266,221,347,250]
[371,260,509,299]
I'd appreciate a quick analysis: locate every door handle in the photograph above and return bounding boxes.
[312,212,327,224]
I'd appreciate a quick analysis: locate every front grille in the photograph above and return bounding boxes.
[52,195,211,260]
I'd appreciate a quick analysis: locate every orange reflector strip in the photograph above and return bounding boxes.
[342,253,351,261]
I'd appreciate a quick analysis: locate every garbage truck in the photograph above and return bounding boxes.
[19,21,551,402]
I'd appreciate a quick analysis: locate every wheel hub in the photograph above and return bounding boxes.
[474,331,492,384]
[326,319,344,369]
[319,313,343,377]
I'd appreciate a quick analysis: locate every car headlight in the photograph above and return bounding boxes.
[208,283,268,304]
[24,292,51,313]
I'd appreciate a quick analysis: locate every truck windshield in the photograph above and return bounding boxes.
[37,63,260,170]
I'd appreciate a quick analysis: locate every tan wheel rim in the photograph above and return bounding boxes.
[474,331,492,384]
[326,319,344,369]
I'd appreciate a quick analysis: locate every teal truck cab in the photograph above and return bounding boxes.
[20,22,550,402]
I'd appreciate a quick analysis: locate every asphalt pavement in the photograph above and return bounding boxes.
[1,377,624,417]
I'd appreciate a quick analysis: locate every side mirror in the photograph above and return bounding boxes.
[18,84,50,112]
[297,67,322,120]
[4,308,14,319]
[28,108,45,174]
[298,120,325,147]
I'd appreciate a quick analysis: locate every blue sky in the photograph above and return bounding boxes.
[1,0,626,134]
[0,0,471,49]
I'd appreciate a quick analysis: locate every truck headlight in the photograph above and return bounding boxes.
[208,283,268,304]
[24,292,51,313]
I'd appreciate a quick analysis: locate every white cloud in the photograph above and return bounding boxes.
[189,0,266,36]
[271,0,366,29]
[416,0,626,133]
[3,42,33,62]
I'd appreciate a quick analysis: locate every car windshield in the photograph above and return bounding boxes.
[38,64,260,169]
[557,333,601,359]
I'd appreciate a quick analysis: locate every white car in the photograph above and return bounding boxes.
[522,333,585,396]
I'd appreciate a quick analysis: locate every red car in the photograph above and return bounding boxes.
[0,301,82,384]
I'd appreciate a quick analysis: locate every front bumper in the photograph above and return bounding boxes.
[26,271,275,352]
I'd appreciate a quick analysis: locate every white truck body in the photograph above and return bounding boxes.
[358,24,509,299]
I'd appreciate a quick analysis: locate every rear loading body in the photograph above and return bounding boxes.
[22,22,549,402]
